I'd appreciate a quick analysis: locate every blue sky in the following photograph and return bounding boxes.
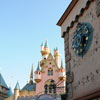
[0,0,71,91]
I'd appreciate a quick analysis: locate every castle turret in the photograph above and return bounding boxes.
[13,82,20,100]
[29,64,33,84]
[35,62,41,83]
[54,47,61,68]
[41,41,51,60]
[59,60,66,81]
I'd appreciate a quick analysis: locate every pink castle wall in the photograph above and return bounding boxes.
[36,64,65,95]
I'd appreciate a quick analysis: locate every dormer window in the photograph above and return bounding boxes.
[48,68,53,76]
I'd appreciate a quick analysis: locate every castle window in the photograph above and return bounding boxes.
[49,62,51,64]
[51,69,53,75]
[48,68,53,76]
[48,69,50,76]
[44,84,48,94]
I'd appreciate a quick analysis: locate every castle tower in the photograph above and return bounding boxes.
[13,82,20,100]
[59,60,66,81]
[41,41,51,60]
[54,47,61,68]
[29,64,33,84]
[0,73,9,100]
[35,62,41,83]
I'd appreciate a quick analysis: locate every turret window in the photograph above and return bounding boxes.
[51,70,53,75]
[48,68,53,76]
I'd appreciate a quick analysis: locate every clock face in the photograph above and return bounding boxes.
[72,22,93,57]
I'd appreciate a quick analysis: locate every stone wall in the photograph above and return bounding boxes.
[0,96,4,100]
[62,0,100,100]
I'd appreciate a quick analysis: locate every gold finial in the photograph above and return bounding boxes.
[29,64,33,84]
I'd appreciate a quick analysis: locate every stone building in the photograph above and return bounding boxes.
[57,0,100,100]
[0,73,13,100]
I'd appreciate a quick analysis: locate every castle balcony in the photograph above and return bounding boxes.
[35,73,41,83]
[59,70,66,81]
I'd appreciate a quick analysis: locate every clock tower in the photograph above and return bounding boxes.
[57,0,100,100]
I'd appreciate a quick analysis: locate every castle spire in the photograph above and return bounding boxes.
[36,62,40,71]
[41,42,43,46]
[29,64,33,84]
[14,81,20,100]
[60,59,64,69]
[56,47,58,51]
[14,81,20,90]
[44,40,48,48]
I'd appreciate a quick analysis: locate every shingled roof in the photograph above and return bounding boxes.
[22,82,36,91]
[0,73,8,89]
[7,87,13,97]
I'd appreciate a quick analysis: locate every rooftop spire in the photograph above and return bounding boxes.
[60,60,64,69]
[56,47,58,51]
[44,40,48,48]
[41,42,43,46]
[36,62,40,71]
[0,73,8,89]
[29,64,33,84]
[54,48,55,51]
[14,81,20,90]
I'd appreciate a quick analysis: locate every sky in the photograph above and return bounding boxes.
[0,0,71,91]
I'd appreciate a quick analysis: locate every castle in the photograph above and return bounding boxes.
[5,41,66,100]
[0,73,13,100]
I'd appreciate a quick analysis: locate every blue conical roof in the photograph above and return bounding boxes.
[7,87,13,97]
[56,47,58,51]
[41,42,43,46]
[15,82,20,90]
[0,73,8,89]
[36,62,40,71]
[44,40,48,48]
[60,60,64,69]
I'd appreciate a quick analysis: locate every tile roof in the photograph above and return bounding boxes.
[0,73,8,89]
[7,87,13,97]
[22,82,36,91]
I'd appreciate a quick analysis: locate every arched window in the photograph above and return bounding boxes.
[48,68,53,76]
[51,69,53,75]
[44,84,48,94]
[44,80,56,94]
[49,85,52,93]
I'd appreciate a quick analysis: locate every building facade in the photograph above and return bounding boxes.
[57,0,100,100]
[0,73,12,100]
[34,41,66,95]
